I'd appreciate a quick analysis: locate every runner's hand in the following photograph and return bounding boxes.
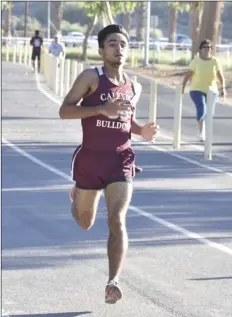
[98,99,132,117]
[141,122,159,142]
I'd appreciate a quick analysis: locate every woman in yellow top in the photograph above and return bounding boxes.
[182,39,226,141]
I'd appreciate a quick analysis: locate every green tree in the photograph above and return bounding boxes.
[113,2,138,32]
[17,15,41,33]
[81,2,101,61]
[198,0,224,55]
[61,21,85,34]
[81,2,138,61]
[168,2,190,42]
[105,1,138,30]
[189,1,204,58]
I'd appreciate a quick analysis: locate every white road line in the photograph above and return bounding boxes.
[158,128,232,161]
[34,68,232,177]
[132,136,232,177]
[2,184,72,192]
[129,206,232,256]
[2,137,232,256]
[2,138,72,182]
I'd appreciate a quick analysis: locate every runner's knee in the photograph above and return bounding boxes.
[108,211,126,235]
[71,203,94,230]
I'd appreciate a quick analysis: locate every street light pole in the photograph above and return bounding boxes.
[24,1,29,38]
[47,1,51,39]
[144,1,151,67]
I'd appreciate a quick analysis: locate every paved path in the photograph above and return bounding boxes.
[2,62,232,317]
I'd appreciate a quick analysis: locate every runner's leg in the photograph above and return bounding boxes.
[71,187,102,230]
[104,181,133,303]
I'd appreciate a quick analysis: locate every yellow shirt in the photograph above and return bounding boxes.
[189,56,222,94]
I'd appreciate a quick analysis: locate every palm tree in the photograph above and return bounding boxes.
[55,1,63,35]
[189,1,204,58]
[168,2,179,43]
[198,0,224,55]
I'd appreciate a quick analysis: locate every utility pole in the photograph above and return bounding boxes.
[144,1,151,67]
[47,1,51,39]
[24,1,29,37]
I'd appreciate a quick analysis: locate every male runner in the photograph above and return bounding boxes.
[30,30,43,72]
[59,24,157,304]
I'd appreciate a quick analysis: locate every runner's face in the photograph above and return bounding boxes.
[99,33,128,65]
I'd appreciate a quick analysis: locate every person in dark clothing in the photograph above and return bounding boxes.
[30,30,43,72]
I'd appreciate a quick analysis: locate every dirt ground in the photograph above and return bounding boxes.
[127,64,232,105]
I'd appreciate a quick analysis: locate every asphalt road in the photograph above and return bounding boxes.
[2,62,232,317]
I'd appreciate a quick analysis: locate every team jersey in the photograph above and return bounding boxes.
[80,66,141,152]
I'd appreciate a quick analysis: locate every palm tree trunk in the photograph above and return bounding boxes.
[24,1,29,37]
[190,3,202,58]
[55,1,63,34]
[168,6,178,43]
[136,3,144,41]
[5,2,12,37]
[81,15,98,61]
[198,0,223,55]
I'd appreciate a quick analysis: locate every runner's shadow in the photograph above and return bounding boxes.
[8,312,92,317]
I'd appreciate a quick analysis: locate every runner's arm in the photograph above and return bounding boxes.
[217,71,225,89]
[59,69,103,119]
[131,120,143,135]
[216,60,226,95]
[130,80,143,135]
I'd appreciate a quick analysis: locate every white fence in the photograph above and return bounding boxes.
[2,36,232,68]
